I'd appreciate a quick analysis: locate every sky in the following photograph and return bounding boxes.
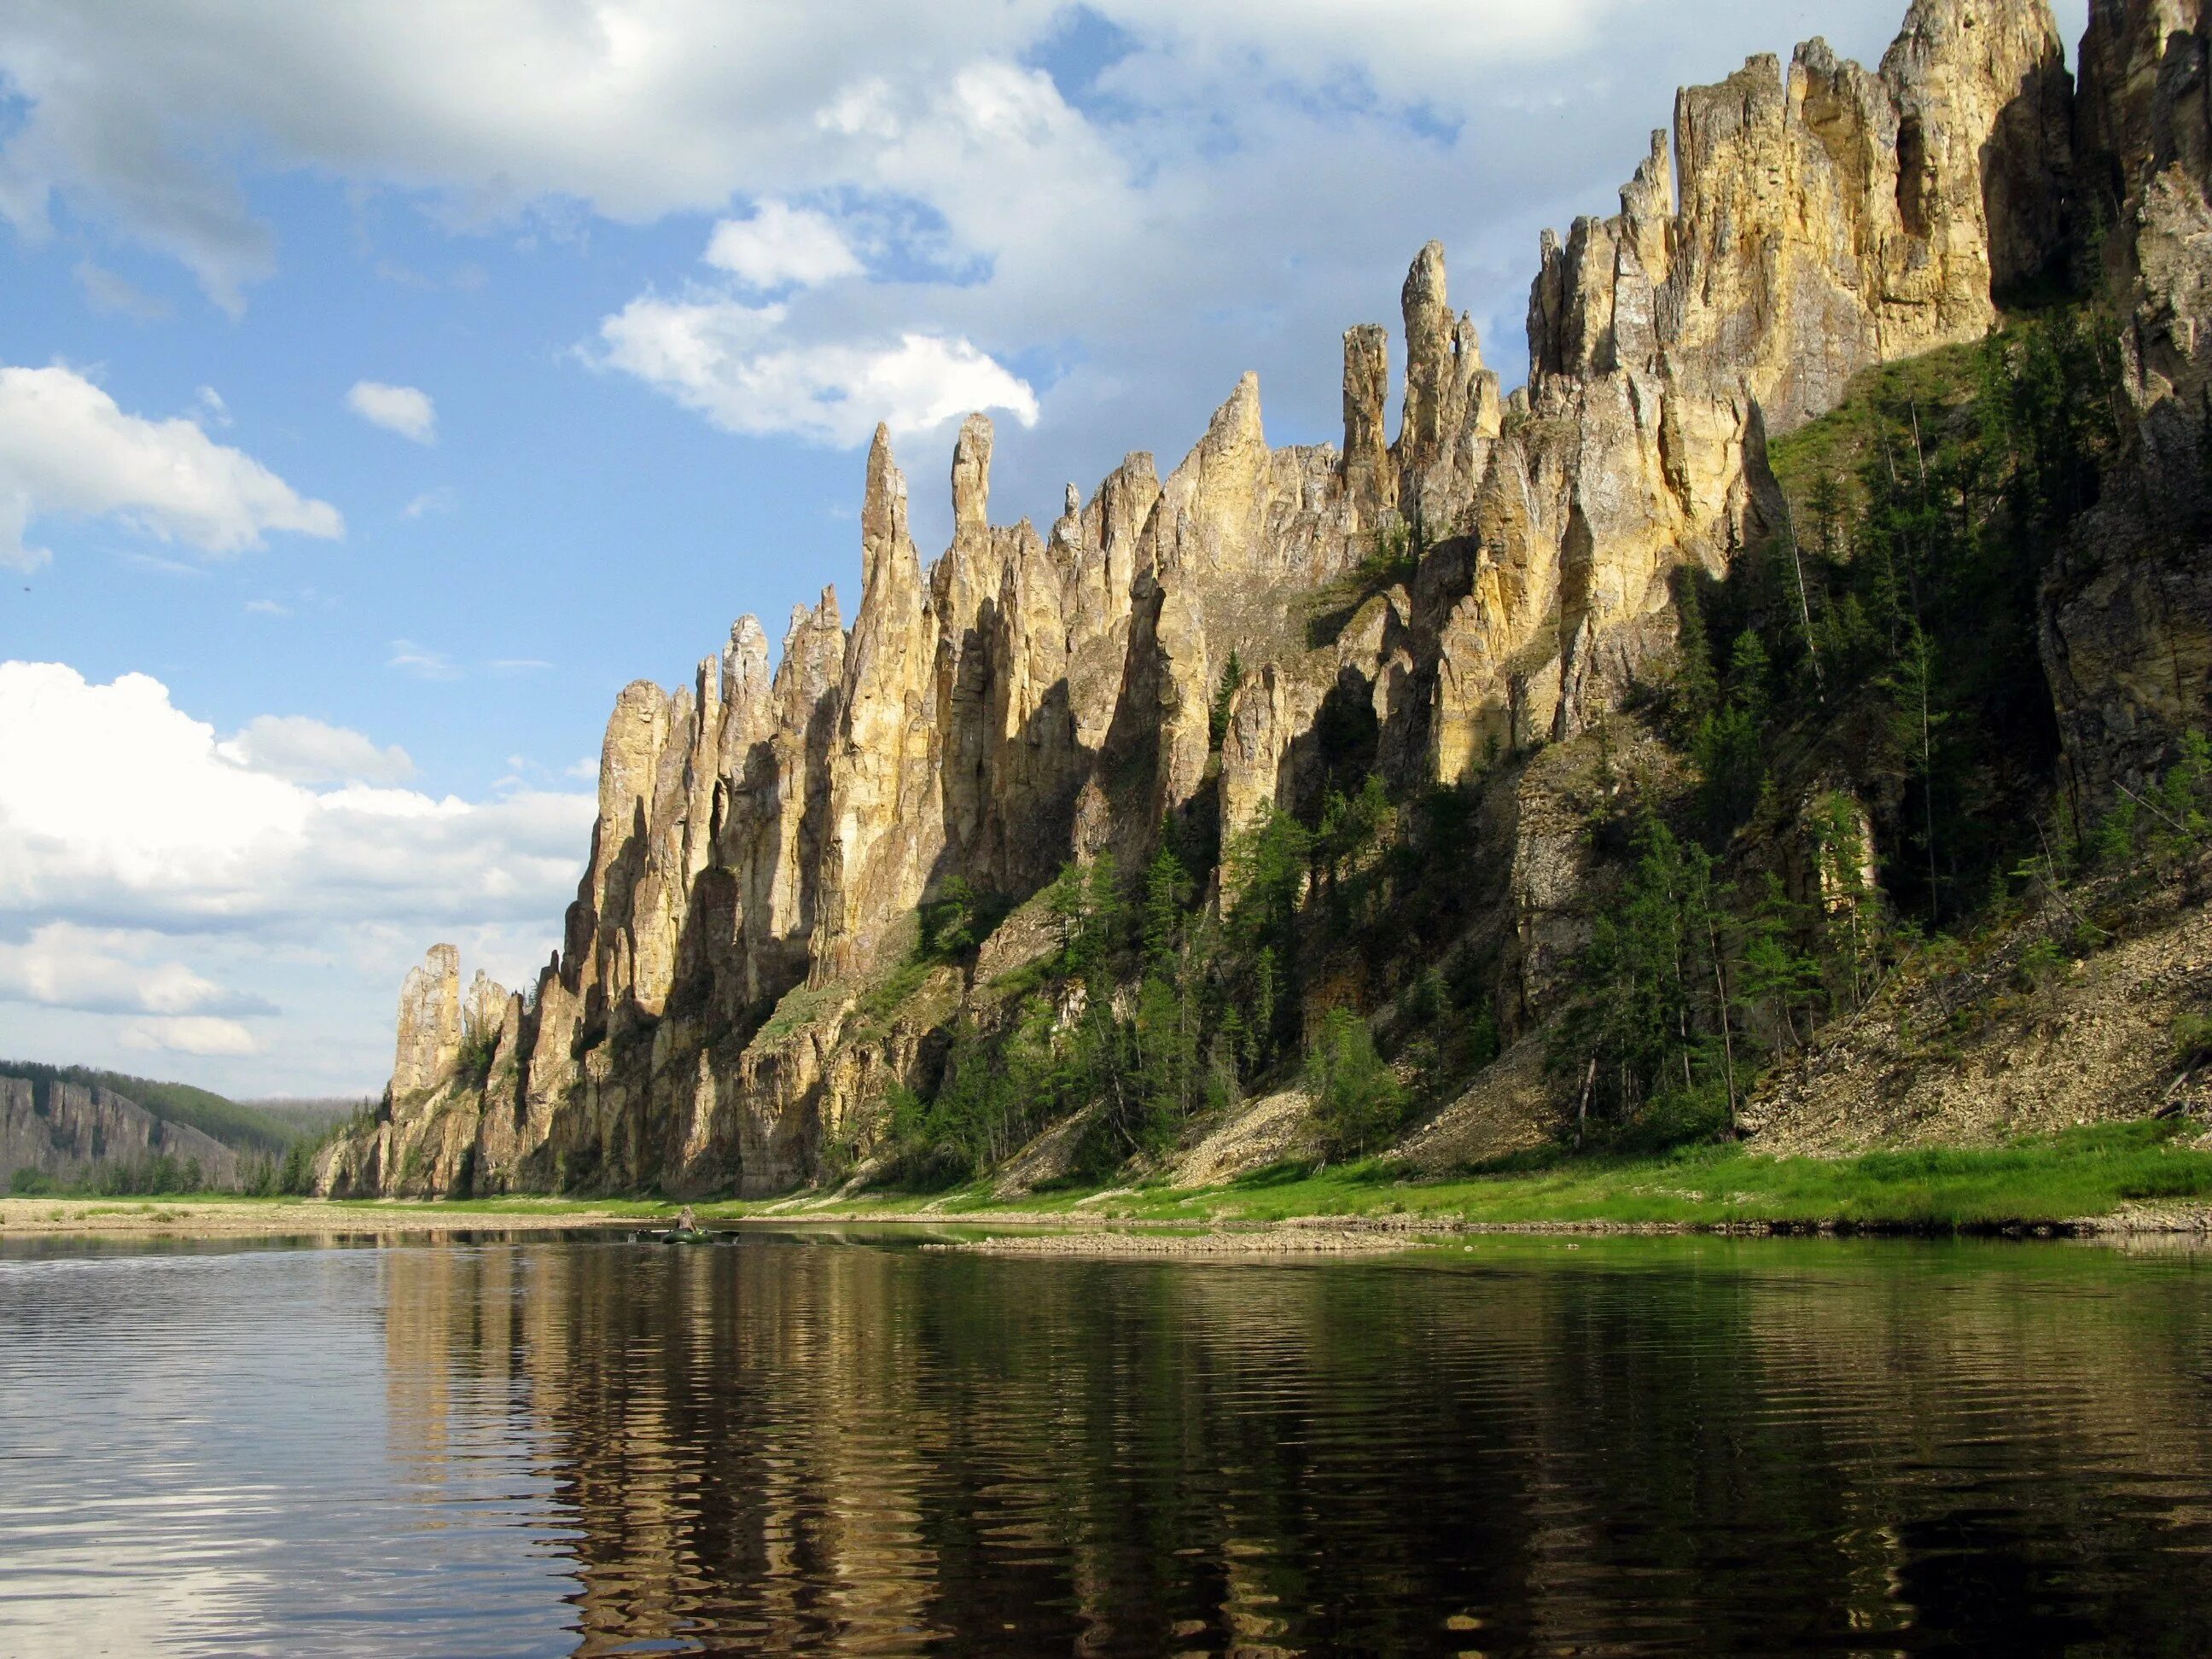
[0,0,2092,1099]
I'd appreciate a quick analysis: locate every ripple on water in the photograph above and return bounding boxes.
[4,1235,2212,1655]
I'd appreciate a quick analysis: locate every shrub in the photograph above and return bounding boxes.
[1307,1009,1406,1162]
[1611,1085,1732,1155]
[2013,936,2065,991]
[2174,1011,2212,1069]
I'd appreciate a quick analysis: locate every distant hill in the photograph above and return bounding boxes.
[243,1097,375,1143]
[0,1062,347,1159]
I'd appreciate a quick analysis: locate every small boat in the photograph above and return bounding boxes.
[632,1226,733,1245]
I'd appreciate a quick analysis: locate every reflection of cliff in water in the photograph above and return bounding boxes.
[379,1238,2212,1656]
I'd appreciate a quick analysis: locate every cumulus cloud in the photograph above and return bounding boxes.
[0,364,342,572]
[0,662,594,934]
[0,923,275,1016]
[705,201,863,289]
[346,379,436,443]
[0,0,2015,485]
[216,713,415,785]
[597,294,1036,445]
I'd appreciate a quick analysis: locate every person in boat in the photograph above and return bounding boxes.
[675,1205,696,1234]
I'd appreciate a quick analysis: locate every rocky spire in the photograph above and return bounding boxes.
[817,428,942,980]
[952,412,992,545]
[1880,0,2072,296]
[463,969,509,1049]
[1342,323,1395,521]
[859,423,920,603]
[1399,241,1452,474]
[723,615,772,722]
[392,944,462,1097]
[935,412,1007,640]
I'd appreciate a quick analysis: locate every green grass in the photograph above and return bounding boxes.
[1767,340,1982,509]
[754,981,847,1045]
[35,1121,2208,1234]
[687,1119,2212,1231]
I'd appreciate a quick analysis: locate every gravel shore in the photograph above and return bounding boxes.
[0,1197,640,1237]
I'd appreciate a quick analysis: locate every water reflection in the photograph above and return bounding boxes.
[4,1234,2212,1655]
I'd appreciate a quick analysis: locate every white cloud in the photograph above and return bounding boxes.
[597,294,1036,445]
[0,663,597,1092]
[0,364,341,572]
[704,201,862,289]
[244,597,289,616]
[216,713,415,785]
[0,923,273,1016]
[119,1016,259,1057]
[0,0,2002,491]
[387,639,459,680]
[401,486,455,518]
[346,379,436,443]
[0,662,593,935]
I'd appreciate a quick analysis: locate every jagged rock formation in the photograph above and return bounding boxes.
[2045,0,2212,803]
[324,0,2209,1200]
[0,1075,240,1190]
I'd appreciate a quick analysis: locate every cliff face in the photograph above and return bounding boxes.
[0,1076,241,1190]
[325,0,2208,1200]
[2044,0,2212,803]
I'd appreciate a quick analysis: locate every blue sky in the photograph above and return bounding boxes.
[0,0,2088,1097]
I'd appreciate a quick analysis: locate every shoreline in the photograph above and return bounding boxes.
[4,1192,2210,1246]
[0,1196,645,1237]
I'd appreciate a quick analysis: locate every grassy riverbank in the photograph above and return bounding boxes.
[752,1119,2212,1232]
[10,1120,2210,1237]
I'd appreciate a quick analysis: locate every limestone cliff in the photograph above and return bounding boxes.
[0,1075,241,1190]
[324,0,2209,1199]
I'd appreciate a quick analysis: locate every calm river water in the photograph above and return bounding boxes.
[3,1230,2211,1656]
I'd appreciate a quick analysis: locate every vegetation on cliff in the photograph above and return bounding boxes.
[867,298,2212,1196]
[325,0,2212,1209]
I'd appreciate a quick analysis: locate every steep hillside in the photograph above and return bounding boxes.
[0,1061,306,1158]
[1,1073,242,1193]
[246,1097,373,1143]
[323,0,2212,1202]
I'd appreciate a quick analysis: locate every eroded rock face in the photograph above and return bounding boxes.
[332,0,2207,1202]
[2046,0,2212,803]
[1446,0,2072,784]
[0,1076,241,1190]
[392,945,461,1098]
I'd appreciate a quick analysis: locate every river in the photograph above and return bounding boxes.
[2,1230,2209,1656]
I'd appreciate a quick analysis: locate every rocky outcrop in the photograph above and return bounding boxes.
[330,0,2212,1202]
[0,1075,240,1190]
[1443,0,2072,782]
[391,945,462,1097]
[2045,0,2212,807]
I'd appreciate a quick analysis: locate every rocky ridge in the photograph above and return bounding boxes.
[323,0,2209,1200]
[0,1076,241,1191]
